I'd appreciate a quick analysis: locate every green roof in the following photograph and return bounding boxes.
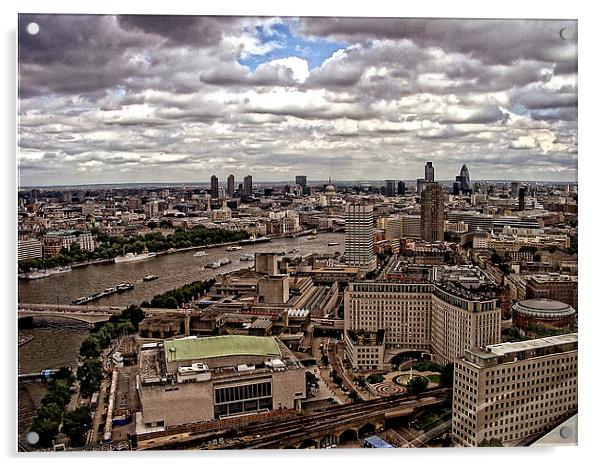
[164,335,281,363]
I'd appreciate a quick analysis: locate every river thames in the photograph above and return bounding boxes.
[17,232,345,442]
[18,232,345,306]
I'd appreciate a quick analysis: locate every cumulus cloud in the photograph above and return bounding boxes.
[18,15,578,185]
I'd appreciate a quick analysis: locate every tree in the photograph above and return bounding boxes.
[406,376,429,394]
[305,372,319,394]
[348,390,361,403]
[321,354,329,367]
[31,415,61,448]
[367,374,384,384]
[120,305,145,329]
[62,407,93,446]
[76,359,103,397]
[79,336,101,359]
[478,438,504,447]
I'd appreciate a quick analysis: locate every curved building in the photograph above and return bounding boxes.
[512,298,575,337]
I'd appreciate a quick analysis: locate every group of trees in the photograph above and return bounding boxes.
[77,305,145,398]
[30,368,92,448]
[305,372,319,396]
[19,225,251,272]
[406,376,429,394]
[143,278,215,309]
[79,305,145,360]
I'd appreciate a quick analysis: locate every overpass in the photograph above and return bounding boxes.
[18,303,193,324]
[137,387,451,450]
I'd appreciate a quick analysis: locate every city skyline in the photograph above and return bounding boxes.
[18,16,577,186]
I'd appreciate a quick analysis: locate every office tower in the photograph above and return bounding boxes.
[511,181,520,197]
[210,175,219,199]
[518,187,526,211]
[243,175,253,196]
[397,180,406,195]
[227,174,235,197]
[452,333,577,447]
[420,182,444,242]
[425,161,435,182]
[295,175,307,188]
[453,181,461,196]
[385,180,397,197]
[344,204,376,273]
[416,178,426,197]
[453,164,471,195]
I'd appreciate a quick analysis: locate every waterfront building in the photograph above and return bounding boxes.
[137,335,306,431]
[344,273,501,367]
[452,333,577,447]
[17,238,43,261]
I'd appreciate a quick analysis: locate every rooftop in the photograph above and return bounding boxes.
[515,298,573,312]
[471,333,577,359]
[164,335,281,363]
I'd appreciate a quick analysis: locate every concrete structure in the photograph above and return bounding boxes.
[385,180,397,197]
[344,329,386,371]
[344,275,501,367]
[452,333,577,447]
[400,214,421,239]
[243,175,253,196]
[257,275,290,304]
[512,299,575,337]
[425,162,435,182]
[43,230,95,256]
[227,174,235,197]
[137,335,306,431]
[255,252,279,276]
[18,238,43,261]
[210,175,219,199]
[420,182,444,242]
[526,275,578,310]
[295,175,307,189]
[344,204,376,273]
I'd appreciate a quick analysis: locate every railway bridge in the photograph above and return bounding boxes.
[137,388,451,450]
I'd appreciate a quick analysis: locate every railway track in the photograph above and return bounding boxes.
[147,387,451,450]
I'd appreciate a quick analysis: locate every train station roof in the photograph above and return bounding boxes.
[164,335,281,362]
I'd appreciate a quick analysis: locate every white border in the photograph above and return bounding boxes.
[2,1,597,465]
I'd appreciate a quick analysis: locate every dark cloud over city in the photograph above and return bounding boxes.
[18,15,577,186]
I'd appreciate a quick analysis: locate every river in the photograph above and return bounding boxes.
[17,233,345,446]
[18,232,345,306]
[18,319,90,448]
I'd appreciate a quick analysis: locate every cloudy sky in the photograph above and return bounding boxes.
[18,15,577,186]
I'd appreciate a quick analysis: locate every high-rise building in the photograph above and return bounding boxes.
[511,181,520,197]
[518,187,526,211]
[421,182,445,242]
[243,175,253,197]
[210,175,219,199]
[460,164,470,189]
[397,180,406,195]
[425,162,435,182]
[385,180,397,197]
[416,178,426,197]
[227,174,235,197]
[452,333,577,447]
[295,175,307,188]
[344,204,376,273]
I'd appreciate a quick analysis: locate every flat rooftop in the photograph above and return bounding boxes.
[468,333,578,360]
[164,335,282,363]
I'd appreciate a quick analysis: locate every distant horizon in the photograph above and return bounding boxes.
[18,178,578,190]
